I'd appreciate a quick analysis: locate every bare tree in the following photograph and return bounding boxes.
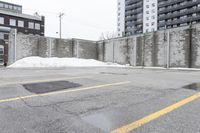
[99,31,118,41]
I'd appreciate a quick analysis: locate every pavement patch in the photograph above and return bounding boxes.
[100,72,128,75]
[23,81,82,94]
[183,83,200,91]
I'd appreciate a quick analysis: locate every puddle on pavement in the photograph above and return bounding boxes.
[100,72,128,75]
[82,113,114,132]
[23,80,82,94]
[183,83,200,91]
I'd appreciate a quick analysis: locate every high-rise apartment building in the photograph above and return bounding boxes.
[158,0,200,30]
[118,0,200,37]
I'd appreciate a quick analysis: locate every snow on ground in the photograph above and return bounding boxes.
[9,56,128,68]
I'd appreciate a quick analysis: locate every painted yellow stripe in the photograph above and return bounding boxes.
[111,92,200,133]
[0,81,130,104]
[0,76,90,86]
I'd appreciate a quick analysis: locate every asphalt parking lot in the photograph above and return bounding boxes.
[0,67,200,133]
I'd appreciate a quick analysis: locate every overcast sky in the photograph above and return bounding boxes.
[5,0,117,40]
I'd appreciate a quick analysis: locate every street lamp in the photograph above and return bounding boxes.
[59,13,64,39]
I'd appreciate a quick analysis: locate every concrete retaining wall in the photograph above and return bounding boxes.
[97,24,200,68]
[8,33,97,65]
[8,23,200,68]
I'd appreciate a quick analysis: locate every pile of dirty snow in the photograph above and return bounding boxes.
[9,57,127,68]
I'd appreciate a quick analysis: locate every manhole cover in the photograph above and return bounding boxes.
[23,81,82,94]
[183,83,200,91]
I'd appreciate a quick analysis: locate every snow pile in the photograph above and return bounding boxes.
[9,57,127,68]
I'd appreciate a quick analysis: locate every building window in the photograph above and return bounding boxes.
[17,7,22,11]
[9,5,13,9]
[18,20,24,27]
[28,22,34,29]
[0,3,3,8]
[4,4,8,8]
[0,33,4,39]
[0,17,4,24]
[10,19,16,26]
[35,23,40,30]
[14,6,18,10]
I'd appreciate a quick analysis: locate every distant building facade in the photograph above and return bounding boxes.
[119,0,200,36]
[117,0,125,37]
[0,1,45,66]
[0,1,45,40]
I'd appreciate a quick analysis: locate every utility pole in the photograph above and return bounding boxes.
[59,13,64,39]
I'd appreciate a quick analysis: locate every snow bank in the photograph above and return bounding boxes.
[9,57,127,68]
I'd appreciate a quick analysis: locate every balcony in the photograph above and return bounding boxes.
[125,8,143,16]
[158,0,186,8]
[125,15,143,21]
[125,2,142,11]
[158,8,200,21]
[158,15,200,27]
[159,1,200,14]
[125,0,142,6]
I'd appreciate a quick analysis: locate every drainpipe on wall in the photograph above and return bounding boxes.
[77,40,79,58]
[102,41,105,62]
[49,39,52,57]
[142,35,145,67]
[14,29,17,62]
[126,38,130,65]
[134,38,137,66]
[112,41,115,63]
[166,31,170,69]
[188,24,193,68]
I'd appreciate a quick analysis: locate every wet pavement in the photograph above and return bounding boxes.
[0,67,200,133]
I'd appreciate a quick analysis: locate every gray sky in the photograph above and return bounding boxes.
[5,0,117,40]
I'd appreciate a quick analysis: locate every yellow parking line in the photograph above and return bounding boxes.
[0,81,131,104]
[111,92,200,133]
